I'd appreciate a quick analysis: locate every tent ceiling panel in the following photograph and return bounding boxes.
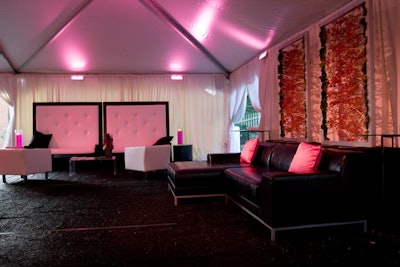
[0,0,353,76]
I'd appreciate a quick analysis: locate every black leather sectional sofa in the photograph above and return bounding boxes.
[167,141,373,241]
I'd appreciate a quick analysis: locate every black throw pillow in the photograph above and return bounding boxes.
[25,131,52,148]
[153,136,173,146]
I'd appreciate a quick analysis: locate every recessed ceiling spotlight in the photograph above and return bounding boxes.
[171,74,183,80]
[71,75,84,80]
[259,51,268,60]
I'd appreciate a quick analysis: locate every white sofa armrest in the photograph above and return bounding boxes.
[124,145,171,172]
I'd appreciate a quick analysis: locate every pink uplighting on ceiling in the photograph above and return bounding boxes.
[191,6,215,42]
[190,0,224,42]
[63,47,87,71]
[217,21,268,49]
[169,62,183,72]
[188,0,267,49]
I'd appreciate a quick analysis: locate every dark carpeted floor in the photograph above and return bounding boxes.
[1,167,400,267]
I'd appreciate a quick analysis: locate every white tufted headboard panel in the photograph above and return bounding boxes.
[104,102,169,153]
[33,103,102,155]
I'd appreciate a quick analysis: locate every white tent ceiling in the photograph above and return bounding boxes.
[0,0,352,77]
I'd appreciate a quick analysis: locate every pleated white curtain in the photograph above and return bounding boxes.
[372,0,400,146]
[13,73,228,160]
[227,82,246,152]
[0,74,16,147]
[258,47,281,140]
[227,57,260,152]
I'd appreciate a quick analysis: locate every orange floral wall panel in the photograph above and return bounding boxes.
[320,4,369,142]
[278,38,307,139]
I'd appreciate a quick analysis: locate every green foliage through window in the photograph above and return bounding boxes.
[234,94,260,148]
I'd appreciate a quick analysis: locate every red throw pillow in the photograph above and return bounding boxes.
[288,142,322,174]
[240,138,259,163]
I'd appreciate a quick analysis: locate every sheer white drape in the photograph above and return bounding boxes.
[14,74,228,160]
[0,74,16,147]
[258,47,281,140]
[372,0,400,146]
[241,58,262,113]
[227,81,246,152]
[227,57,260,152]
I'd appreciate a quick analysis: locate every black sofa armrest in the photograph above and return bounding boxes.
[258,170,345,227]
[320,149,372,198]
[258,171,309,226]
[207,153,241,164]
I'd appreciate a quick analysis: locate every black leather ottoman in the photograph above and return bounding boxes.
[167,161,240,205]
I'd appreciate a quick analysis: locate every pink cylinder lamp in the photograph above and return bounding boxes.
[177,129,183,145]
[15,129,23,147]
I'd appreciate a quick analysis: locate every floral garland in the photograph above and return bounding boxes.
[278,37,307,138]
[319,3,369,141]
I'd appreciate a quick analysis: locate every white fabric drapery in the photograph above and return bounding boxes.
[372,0,400,146]
[258,47,281,140]
[227,85,246,152]
[0,74,16,148]
[227,57,260,152]
[13,73,228,160]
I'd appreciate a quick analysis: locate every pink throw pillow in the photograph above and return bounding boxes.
[288,142,322,174]
[240,138,259,163]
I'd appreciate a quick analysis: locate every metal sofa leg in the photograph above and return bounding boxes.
[2,175,6,183]
[271,229,276,242]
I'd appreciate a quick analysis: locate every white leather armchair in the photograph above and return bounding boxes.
[0,148,52,183]
[124,144,171,174]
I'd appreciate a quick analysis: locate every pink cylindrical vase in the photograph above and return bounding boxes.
[177,129,183,145]
[15,129,23,147]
